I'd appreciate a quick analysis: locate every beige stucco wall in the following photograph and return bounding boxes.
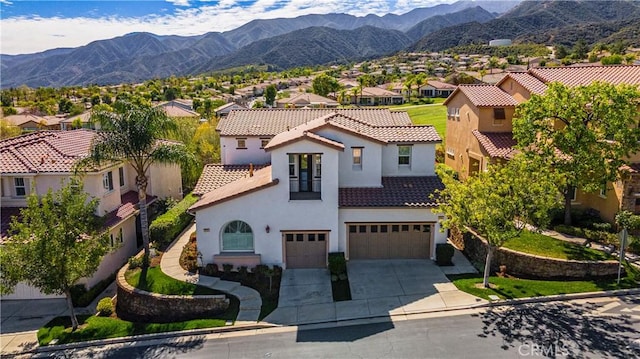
[498,77,534,103]
[148,163,183,200]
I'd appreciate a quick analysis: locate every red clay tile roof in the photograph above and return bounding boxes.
[0,130,96,174]
[426,80,457,90]
[445,85,519,107]
[4,114,49,126]
[1,191,152,242]
[103,191,156,228]
[160,104,200,118]
[472,130,518,159]
[498,72,548,95]
[189,166,279,212]
[339,176,443,207]
[264,112,440,150]
[529,65,640,87]
[218,108,412,136]
[192,164,268,195]
[276,92,339,106]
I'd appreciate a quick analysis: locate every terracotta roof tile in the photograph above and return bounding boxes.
[3,114,48,126]
[426,80,457,90]
[189,166,278,211]
[0,130,96,174]
[276,92,338,106]
[451,85,519,107]
[529,65,640,87]
[339,176,443,207]
[192,164,268,195]
[472,130,518,159]
[499,72,548,95]
[160,104,200,118]
[218,108,411,136]
[103,191,156,228]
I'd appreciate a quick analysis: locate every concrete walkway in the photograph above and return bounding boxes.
[160,222,262,324]
[263,249,484,326]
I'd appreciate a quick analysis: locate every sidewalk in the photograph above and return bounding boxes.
[160,222,262,323]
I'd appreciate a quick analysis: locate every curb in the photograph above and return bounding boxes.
[10,287,639,355]
[35,322,277,354]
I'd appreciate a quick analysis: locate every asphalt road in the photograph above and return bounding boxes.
[35,297,640,359]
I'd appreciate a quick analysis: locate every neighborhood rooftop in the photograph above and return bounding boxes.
[528,65,640,87]
[339,176,444,207]
[217,108,412,136]
[472,130,518,160]
[192,164,268,196]
[445,84,519,107]
[0,130,95,174]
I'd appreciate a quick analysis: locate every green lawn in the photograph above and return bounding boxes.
[503,231,613,261]
[38,267,240,345]
[125,267,220,295]
[449,263,638,301]
[38,315,230,346]
[389,103,447,136]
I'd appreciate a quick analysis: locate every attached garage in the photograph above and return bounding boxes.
[284,232,328,268]
[348,223,433,259]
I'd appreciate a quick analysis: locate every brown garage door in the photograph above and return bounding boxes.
[348,223,432,259]
[285,232,327,268]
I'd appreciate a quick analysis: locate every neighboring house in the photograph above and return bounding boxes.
[0,130,183,299]
[275,92,339,108]
[214,102,247,117]
[419,81,457,98]
[60,112,99,130]
[4,114,62,131]
[444,65,640,223]
[351,87,404,106]
[156,100,200,118]
[189,108,446,270]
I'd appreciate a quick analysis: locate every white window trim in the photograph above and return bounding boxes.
[14,177,27,197]
[118,167,125,187]
[236,138,247,149]
[221,220,254,252]
[398,145,412,167]
[103,171,114,193]
[260,138,270,149]
[352,147,363,170]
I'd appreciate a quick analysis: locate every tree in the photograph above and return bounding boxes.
[555,44,568,60]
[572,39,588,60]
[436,157,559,288]
[58,98,73,114]
[513,82,640,226]
[0,118,21,139]
[488,56,500,74]
[87,102,193,262]
[312,74,340,97]
[264,84,277,107]
[0,180,110,331]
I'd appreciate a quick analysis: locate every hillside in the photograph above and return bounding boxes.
[189,26,414,75]
[410,0,640,51]
[405,6,497,41]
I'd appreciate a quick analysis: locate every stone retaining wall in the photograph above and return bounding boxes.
[451,228,622,279]
[116,265,230,323]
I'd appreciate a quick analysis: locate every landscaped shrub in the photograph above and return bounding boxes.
[70,273,117,307]
[435,243,455,266]
[96,297,114,316]
[222,263,234,274]
[180,240,199,272]
[128,255,148,270]
[201,263,218,276]
[149,193,198,250]
[328,252,347,276]
[553,224,619,247]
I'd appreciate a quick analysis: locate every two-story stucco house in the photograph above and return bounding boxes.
[189,108,446,269]
[0,129,183,299]
[443,65,640,223]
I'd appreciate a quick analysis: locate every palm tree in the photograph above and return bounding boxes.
[87,102,193,263]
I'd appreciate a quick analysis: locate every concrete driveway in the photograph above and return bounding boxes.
[264,256,485,326]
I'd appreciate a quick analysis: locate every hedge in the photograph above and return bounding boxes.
[150,193,198,249]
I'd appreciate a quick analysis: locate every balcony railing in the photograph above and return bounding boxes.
[290,178,321,200]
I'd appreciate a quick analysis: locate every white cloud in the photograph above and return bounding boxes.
[1,0,455,55]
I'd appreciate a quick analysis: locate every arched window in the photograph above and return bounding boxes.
[221,220,254,252]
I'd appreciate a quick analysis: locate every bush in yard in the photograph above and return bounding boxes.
[128,255,147,270]
[149,193,198,250]
[435,243,455,266]
[328,252,347,275]
[70,273,117,307]
[180,240,199,272]
[201,263,218,276]
[96,297,113,317]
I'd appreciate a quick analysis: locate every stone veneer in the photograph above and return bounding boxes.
[116,264,230,323]
[450,228,622,279]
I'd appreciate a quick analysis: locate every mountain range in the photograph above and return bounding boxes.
[2,0,639,89]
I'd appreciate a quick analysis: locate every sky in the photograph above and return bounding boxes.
[0,0,457,55]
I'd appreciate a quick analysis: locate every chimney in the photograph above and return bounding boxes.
[249,163,254,177]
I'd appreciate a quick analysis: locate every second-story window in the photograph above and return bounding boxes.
[14,177,26,197]
[398,145,412,166]
[493,108,506,125]
[352,147,363,170]
[289,154,297,177]
[118,167,125,187]
[103,171,114,192]
[237,138,247,149]
[314,154,322,177]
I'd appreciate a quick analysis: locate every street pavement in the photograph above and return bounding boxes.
[31,296,640,358]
